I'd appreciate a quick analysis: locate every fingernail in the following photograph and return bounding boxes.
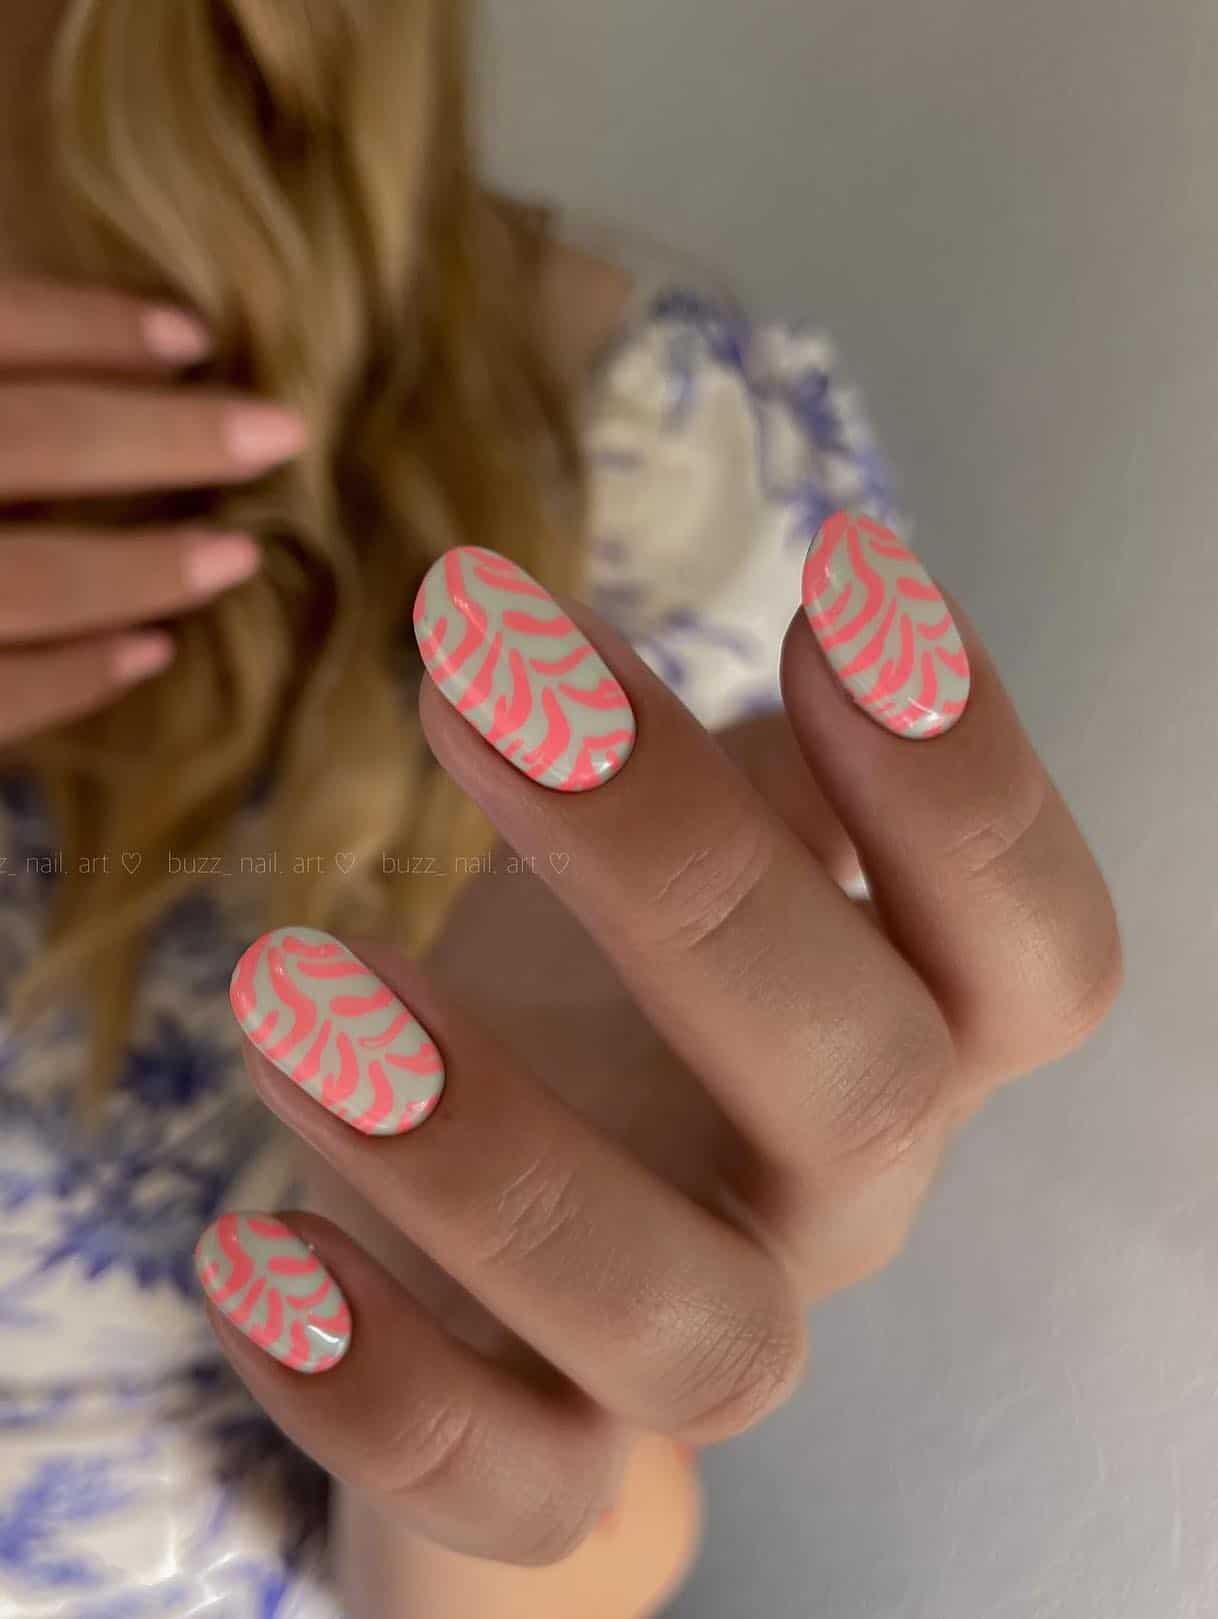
[184,533,261,597]
[413,546,636,791]
[143,304,214,363]
[112,630,174,686]
[801,510,971,739]
[224,404,309,467]
[194,1212,351,1374]
[230,926,445,1136]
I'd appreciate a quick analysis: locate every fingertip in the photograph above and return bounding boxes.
[111,630,175,686]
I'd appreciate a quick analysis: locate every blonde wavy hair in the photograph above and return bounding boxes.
[0,0,590,1102]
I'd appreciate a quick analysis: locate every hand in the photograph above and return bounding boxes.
[197,527,1122,1573]
[0,273,309,744]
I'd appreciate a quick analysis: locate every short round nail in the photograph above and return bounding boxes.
[184,533,261,597]
[801,510,971,739]
[194,1212,351,1374]
[230,926,445,1136]
[224,405,309,467]
[413,546,637,791]
[112,631,174,685]
[142,305,213,363]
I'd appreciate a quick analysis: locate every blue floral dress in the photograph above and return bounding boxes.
[0,215,902,1618]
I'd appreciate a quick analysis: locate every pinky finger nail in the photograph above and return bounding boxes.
[194,1212,351,1374]
[801,510,971,739]
[112,631,174,686]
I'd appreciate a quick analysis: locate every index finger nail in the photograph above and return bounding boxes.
[801,510,971,740]
[413,546,637,792]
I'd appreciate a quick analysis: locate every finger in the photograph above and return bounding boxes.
[414,548,955,1218]
[0,527,260,643]
[194,1209,625,1566]
[334,1432,703,1619]
[0,382,307,499]
[782,511,1124,1085]
[0,631,174,744]
[715,708,863,893]
[229,928,807,1444]
[0,274,213,374]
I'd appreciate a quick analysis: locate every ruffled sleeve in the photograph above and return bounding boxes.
[576,280,906,732]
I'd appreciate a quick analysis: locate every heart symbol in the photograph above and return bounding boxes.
[121,852,142,875]
[334,852,356,875]
[549,852,570,876]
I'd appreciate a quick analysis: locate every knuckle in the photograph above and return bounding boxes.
[476,1147,585,1274]
[1030,898,1126,1062]
[368,1396,482,1507]
[940,762,1050,883]
[511,1475,605,1568]
[666,1284,808,1441]
[807,1127,949,1295]
[495,1412,619,1569]
[818,1005,955,1177]
[642,816,775,955]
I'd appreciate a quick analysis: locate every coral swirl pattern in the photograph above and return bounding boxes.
[801,510,971,739]
[230,926,445,1136]
[413,546,637,791]
[194,1212,352,1373]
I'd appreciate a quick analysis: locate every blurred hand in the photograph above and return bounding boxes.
[0,273,309,744]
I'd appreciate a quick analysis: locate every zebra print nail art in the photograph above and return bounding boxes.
[413,546,637,791]
[230,928,445,1136]
[801,511,970,739]
[194,1212,351,1374]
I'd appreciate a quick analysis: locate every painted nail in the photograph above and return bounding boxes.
[801,510,971,739]
[413,546,636,791]
[229,926,445,1136]
[111,630,174,686]
[194,1212,350,1374]
[143,304,213,363]
[224,403,309,467]
[184,533,261,597]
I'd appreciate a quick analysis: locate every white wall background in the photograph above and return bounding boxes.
[479,4,1218,1615]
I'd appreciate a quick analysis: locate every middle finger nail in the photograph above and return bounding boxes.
[230,927,445,1135]
[413,546,637,792]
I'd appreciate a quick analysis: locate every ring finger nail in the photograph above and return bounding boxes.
[230,927,445,1135]
[194,1213,351,1373]
[413,545,637,791]
[801,510,971,739]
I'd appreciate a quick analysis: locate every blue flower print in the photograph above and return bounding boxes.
[41,1160,228,1295]
[0,1456,135,1590]
[120,1014,233,1111]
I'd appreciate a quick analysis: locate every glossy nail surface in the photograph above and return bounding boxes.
[801,510,970,739]
[230,927,444,1136]
[413,546,636,791]
[194,1212,350,1373]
